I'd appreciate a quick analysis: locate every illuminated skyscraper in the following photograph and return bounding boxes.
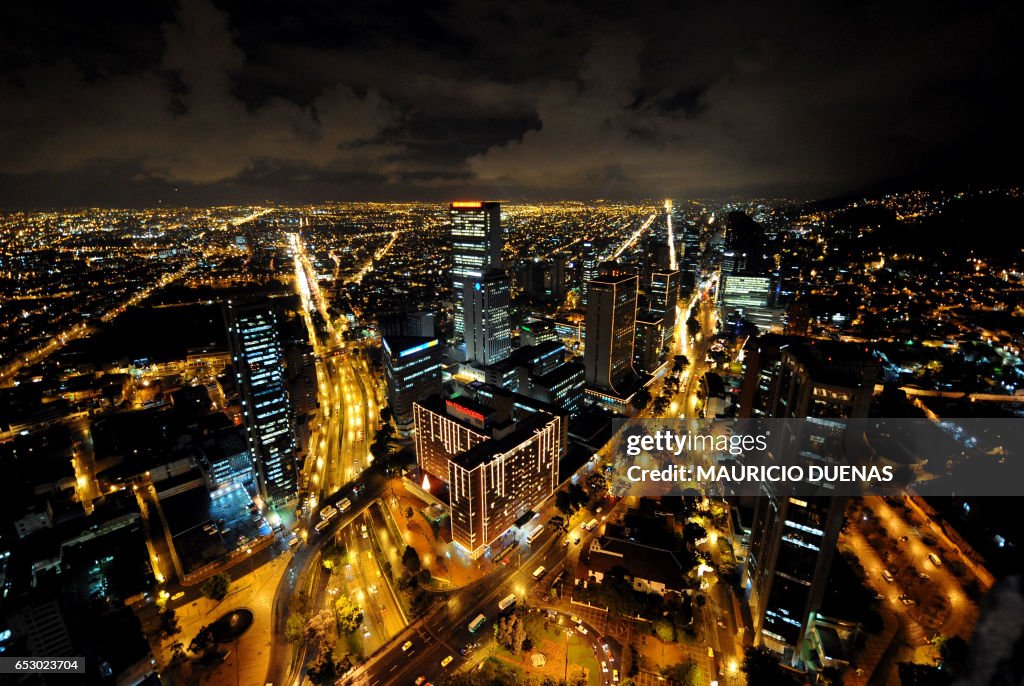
[464,268,512,366]
[649,269,680,347]
[584,273,639,396]
[383,335,443,435]
[225,301,298,503]
[413,392,562,558]
[450,201,502,338]
[580,240,599,305]
[743,339,879,665]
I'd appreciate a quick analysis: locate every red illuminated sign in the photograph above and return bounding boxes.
[446,399,485,422]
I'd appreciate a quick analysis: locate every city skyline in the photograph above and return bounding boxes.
[1,1,1023,684]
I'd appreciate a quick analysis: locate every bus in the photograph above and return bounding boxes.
[583,518,598,531]
[527,526,545,544]
[338,497,352,513]
[498,594,517,611]
[314,519,331,534]
[321,505,338,521]
[468,614,487,633]
[532,565,547,580]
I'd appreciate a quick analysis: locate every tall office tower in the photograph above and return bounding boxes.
[383,335,442,435]
[747,490,847,665]
[413,393,563,558]
[642,227,673,288]
[464,268,511,366]
[723,211,767,275]
[719,273,781,333]
[225,301,298,503]
[450,201,502,337]
[633,311,664,373]
[742,337,879,664]
[680,223,701,291]
[584,273,639,395]
[649,270,680,347]
[580,240,599,305]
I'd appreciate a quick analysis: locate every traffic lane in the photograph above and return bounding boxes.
[352,510,406,640]
[370,556,547,686]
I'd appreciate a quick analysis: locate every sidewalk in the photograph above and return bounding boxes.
[158,552,291,686]
[381,479,491,588]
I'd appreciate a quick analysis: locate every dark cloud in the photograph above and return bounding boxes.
[0,0,1020,206]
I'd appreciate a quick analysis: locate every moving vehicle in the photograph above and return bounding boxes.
[527,525,545,544]
[402,640,413,652]
[498,594,517,611]
[338,497,352,513]
[881,569,894,582]
[441,655,454,668]
[468,614,487,634]
[928,553,942,567]
[532,565,547,580]
[584,518,599,531]
[361,523,369,539]
[320,505,338,521]
[314,519,331,534]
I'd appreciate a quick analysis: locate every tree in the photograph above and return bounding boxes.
[494,613,528,654]
[662,660,704,686]
[741,646,796,686]
[159,608,180,637]
[200,573,230,601]
[654,619,676,642]
[936,635,969,676]
[285,612,305,643]
[555,490,574,515]
[304,609,336,648]
[673,354,689,372]
[683,521,707,545]
[380,405,393,425]
[335,594,364,635]
[402,545,422,574]
[686,315,701,337]
[586,471,608,495]
[630,388,652,410]
[322,542,347,571]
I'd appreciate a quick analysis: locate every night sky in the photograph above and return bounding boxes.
[1,0,1021,207]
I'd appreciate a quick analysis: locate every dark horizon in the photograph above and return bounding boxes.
[2,0,1021,208]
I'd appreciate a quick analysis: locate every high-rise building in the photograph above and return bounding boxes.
[464,268,511,366]
[225,301,298,503]
[383,335,443,435]
[649,270,680,347]
[720,273,782,333]
[519,318,559,346]
[580,240,599,305]
[633,311,664,373]
[522,362,586,416]
[413,393,563,558]
[747,489,847,665]
[450,201,502,338]
[680,222,701,291]
[739,337,879,419]
[742,337,879,665]
[584,273,639,395]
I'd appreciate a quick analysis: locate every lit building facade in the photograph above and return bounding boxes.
[464,268,511,366]
[383,335,443,435]
[225,301,298,503]
[450,201,502,338]
[649,269,680,346]
[413,394,562,558]
[584,273,638,395]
